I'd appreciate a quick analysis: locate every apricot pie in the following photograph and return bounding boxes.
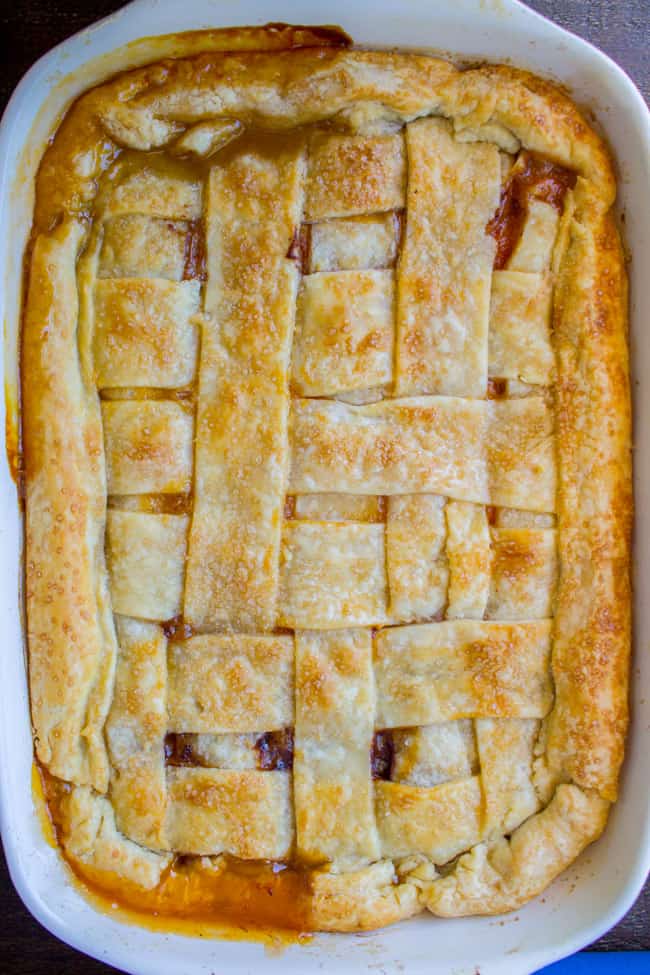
[22,25,631,931]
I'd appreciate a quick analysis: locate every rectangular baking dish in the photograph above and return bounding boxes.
[1,1,648,972]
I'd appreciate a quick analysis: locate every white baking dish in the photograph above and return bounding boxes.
[1,1,648,972]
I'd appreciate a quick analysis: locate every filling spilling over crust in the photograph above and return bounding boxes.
[22,24,631,935]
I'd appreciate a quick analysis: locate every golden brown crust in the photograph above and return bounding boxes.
[309,860,422,931]
[23,219,117,792]
[22,31,630,931]
[541,204,631,801]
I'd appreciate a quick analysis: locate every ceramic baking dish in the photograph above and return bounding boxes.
[1,1,648,972]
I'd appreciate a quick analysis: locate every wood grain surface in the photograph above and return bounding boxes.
[0,1,647,971]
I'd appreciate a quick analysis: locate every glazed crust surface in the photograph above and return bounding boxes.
[22,25,631,932]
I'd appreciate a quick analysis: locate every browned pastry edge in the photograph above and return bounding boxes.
[21,29,631,928]
[23,220,117,791]
[545,201,631,801]
[422,784,610,917]
[32,49,615,232]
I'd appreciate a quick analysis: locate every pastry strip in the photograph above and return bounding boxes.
[395,119,500,397]
[375,620,553,727]
[294,629,380,864]
[167,634,294,733]
[23,219,117,791]
[278,522,389,628]
[105,617,168,848]
[184,143,306,630]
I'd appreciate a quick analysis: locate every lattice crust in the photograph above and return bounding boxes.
[308,213,400,273]
[184,145,304,632]
[98,215,189,280]
[292,270,395,396]
[395,118,500,397]
[23,31,631,932]
[304,132,406,220]
[102,401,194,495]
[167,635,294,733]
[94,278,200,388]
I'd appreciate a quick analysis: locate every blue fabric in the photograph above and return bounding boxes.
[538,952,650,974]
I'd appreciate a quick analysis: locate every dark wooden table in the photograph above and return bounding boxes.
[0,1,647,971]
